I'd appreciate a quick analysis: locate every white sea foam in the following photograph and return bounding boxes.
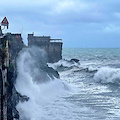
[15,46,80,120]
[88,66,98,72]
[48,59,80,70]
[94,67,120,84]
[14,48,120,120]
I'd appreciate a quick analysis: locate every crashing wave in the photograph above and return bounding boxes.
[48,59,80,71]
[94,67,120,84]
[15,46,74,120]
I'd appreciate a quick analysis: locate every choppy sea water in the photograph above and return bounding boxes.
[49,48,120,120]
[16,48,120,120]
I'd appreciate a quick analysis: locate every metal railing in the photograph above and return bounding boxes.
[50,39,62,42]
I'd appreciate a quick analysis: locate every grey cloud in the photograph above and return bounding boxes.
[1,0,120,47]
[1,0,120,25]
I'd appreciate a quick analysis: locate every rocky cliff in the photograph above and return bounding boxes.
[0,31,60,120]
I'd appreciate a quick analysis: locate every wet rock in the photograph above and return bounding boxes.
[43,65,60,79]
[70,58,80,63]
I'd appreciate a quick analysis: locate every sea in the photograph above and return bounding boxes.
[15,48,120,120]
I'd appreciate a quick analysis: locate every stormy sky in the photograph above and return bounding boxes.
[0,0,120,48]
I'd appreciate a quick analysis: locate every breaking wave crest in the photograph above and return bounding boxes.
[48,59,80,71]
[94,67,120,84]
[15,46,74,120]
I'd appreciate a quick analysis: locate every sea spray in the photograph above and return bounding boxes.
[15,46,73,120]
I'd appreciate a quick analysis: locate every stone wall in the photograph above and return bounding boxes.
[28,33,63,63]
[48,42,62,63]
[28,34,50,45]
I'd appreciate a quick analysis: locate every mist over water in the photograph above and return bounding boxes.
[15,48,120,120]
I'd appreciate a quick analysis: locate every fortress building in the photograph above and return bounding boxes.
[28,33,63,63]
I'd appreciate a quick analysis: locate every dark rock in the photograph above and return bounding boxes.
[43,65,60,79]
[16,91,29,102]
[70,58,80,63]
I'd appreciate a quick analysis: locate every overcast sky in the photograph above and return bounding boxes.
[0,0,120,48]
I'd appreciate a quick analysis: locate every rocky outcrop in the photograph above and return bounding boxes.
[70,58,80,63]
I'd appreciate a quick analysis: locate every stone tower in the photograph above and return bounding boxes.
[28,33,63,63]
